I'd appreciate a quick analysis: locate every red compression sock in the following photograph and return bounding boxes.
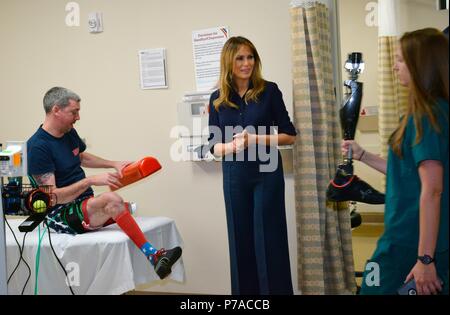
[114,210,148,249]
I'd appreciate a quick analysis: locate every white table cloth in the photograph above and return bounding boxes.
[5,216,184,295]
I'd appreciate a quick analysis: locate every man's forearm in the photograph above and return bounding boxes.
[80,152,114,169]
[53,177,91,204]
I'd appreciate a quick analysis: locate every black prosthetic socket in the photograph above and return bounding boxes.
[340,80,363,141]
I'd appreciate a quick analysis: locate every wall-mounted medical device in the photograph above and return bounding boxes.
[0,141,27,178]
[176,91,215,161]
[1,141,30,216]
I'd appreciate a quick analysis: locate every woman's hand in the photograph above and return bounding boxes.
[405,262,442,295]
[341,140,365,160]
[233,130,258,152]
[233,130,248,152]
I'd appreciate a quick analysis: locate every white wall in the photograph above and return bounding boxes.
[339,0,448,113]
[0,0,300,295]
[400,0,449,33]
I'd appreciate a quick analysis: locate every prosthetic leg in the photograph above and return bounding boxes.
[326,53,385,206]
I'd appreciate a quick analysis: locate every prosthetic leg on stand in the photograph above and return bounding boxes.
[326,53,385,228]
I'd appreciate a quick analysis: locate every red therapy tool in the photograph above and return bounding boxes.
[110,156,162,191]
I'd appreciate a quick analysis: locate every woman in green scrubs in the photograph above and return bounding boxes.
[343,28,449,295]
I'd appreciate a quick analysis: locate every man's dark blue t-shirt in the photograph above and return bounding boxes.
[27,126,94,200]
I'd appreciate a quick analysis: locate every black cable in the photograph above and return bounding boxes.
[44,219,75,295]
[5,215,24,284]
[20,235,32,295]
[5,216,32,294]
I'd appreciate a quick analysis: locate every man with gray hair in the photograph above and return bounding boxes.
[27,87,181,280]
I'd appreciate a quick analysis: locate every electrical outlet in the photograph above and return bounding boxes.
[88,12,103,33]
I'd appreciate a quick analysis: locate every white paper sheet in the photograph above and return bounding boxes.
[139,48,168,89]
[192,27,229,92]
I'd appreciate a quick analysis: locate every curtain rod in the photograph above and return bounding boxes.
[290,0,328,8]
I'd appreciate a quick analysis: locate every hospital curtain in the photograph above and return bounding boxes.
[290,0,356,295]
[378,0,408,167]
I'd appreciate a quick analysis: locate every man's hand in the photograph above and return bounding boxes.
[89,172,123,190]
[112,161,132,177]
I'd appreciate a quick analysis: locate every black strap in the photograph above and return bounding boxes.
[62,202,86,234]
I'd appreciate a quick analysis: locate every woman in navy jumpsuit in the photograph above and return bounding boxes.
[208,36,297,295]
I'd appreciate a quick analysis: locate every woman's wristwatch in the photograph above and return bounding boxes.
[417,255,435,265]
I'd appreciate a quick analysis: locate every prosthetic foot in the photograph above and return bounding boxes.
[326,172,385,204]
[151,246,183,279]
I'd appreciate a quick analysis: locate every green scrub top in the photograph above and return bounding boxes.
[381,98,449,253]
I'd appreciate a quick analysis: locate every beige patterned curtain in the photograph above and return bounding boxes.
[290,1,356,295]
[378,0,408,184]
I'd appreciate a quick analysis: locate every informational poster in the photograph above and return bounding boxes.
[192,27,229,92]
[138,48,168,89]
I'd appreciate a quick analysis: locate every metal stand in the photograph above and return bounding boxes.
[0,176,8,295]
[0,141,28,295]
